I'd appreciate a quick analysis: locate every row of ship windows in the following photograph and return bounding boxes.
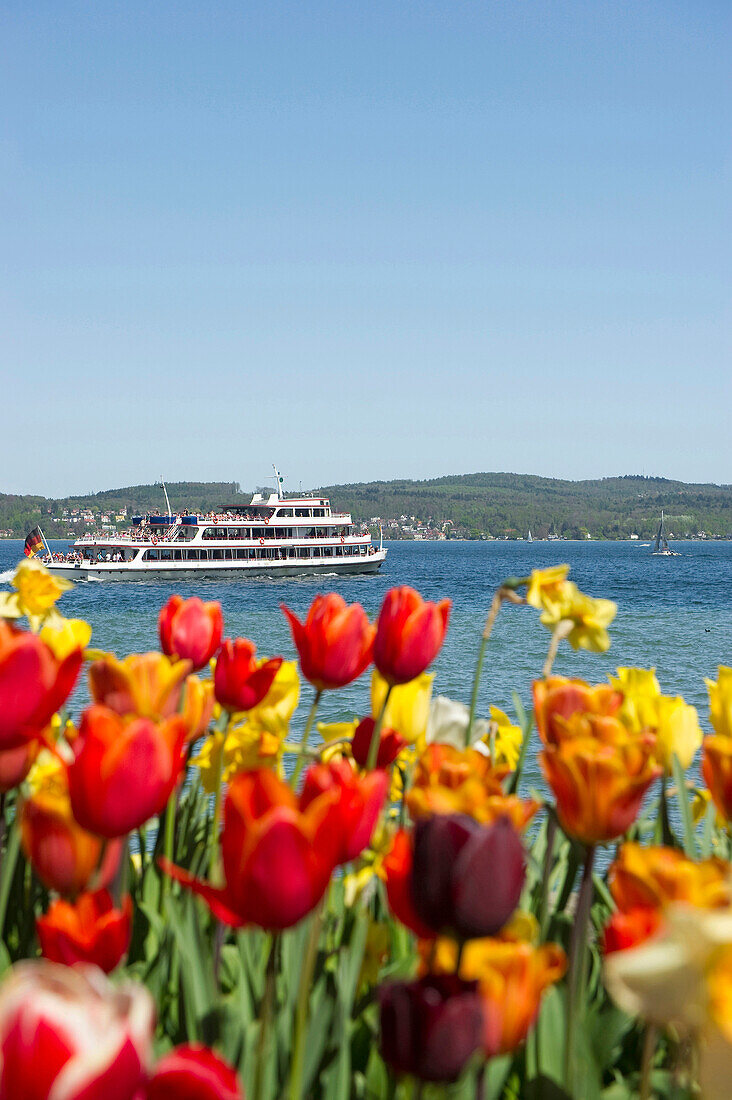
[142,546,367,562]
[200,527,348,540]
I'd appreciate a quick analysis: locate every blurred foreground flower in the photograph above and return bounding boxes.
[371,669,433,745]
[300,757,387,863]
[533,677,622,746]
[374,586,450,685]
[351,717,405,769]
[610,843,731,913]
[0,960,154,1098]
[282,593,375,690]
[707,666,732,738]
[379,975,484,1083]
[68,705,187,838]
[0,740,39,793]
[411,814,525,939]
[37,889,132,973]
[158,594,223,670]
[40,616,92,660]
[0,558,73,629]
[0,620,83,749]
[425,695,488,749]
[21,752,122,897]
[145,1044,243,1100]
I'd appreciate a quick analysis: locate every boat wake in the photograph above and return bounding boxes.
[0,569,15,584]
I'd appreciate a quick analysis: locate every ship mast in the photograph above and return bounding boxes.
[272,464,285,500]
[160,477,172,516]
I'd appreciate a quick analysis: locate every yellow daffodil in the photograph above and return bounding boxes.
[371,670,434,746]
[488,706,524,770]
[0,560,73,630]
[40,617,92,661]
[610,667,662,734]
[707,667,732,738]
[26,750,68,810]
[192,719,282,793]
[540,581,617,653]
[525,564,570,613]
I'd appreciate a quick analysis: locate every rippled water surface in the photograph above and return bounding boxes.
[3,538,731,792]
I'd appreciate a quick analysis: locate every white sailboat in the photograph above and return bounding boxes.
[651,511,679,557]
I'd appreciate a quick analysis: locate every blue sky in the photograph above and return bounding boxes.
[2,1,730,497]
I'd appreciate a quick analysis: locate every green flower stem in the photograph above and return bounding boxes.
[289,904,324,1100]
[658,773,675,847]
[366,685,393,771]
[253,934,279,1100]
[565,844,595,1094]
[291,690,323,788]
[160,796,176,909]
[207,712,231,876]
[0,816,19,940]
[466,587,524,746]
[640,1024,657,1100]
[538,811,557,938]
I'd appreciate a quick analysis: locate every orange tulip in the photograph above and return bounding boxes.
[609,843,731,913]
[539,735,660,845]
[158,595,223,670]
[20,757,121,897]
[374,587,450,685]
[161,769,341,930]
[406,744,539,830]
[703,736,732,821]
[88,651,191,719]
[0,620,82,749]
[533,676,622,747]
[420,935,567,1057]
[281,593,375,690]
[602,907,662,955]
[214,639,283,713]
[37,889,132,973]
[68,705,188,838]
[0,740,39,793]
[180,673,215,744]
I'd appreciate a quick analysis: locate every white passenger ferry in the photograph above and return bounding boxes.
[42,473,387,582]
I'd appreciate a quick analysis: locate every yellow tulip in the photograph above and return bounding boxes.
[192,719,281,792]
[370,669,434,746]
[653,694,702,771]
[240,659,300,735]
[707,667,732,739]
[40,617,92,661]
[610,667,661,734]
[0,560,73,630]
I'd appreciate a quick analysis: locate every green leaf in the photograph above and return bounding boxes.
[671,754,698,858]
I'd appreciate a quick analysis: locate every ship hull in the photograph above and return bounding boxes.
[45,553,387,582]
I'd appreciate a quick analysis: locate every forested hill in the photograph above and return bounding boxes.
[0,475,730,540]
[317,473,732,540]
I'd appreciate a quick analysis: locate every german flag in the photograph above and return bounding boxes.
[24,526,45,558]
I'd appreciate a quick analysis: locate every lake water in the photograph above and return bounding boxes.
[2,538,731,793]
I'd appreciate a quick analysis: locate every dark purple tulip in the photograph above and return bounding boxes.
[411,814,525,939]
[379,975,485,1083]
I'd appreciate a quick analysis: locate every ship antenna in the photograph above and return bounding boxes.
[272,464,285,500]
[160,477,172,516]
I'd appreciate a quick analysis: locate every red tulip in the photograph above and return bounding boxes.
[351,717,406,770]
[281,594,375,690]
[68,705,187,838]
[0,620,82,749]
[214,639,282,712]
[300,757,388,863]
[0,960,154,1099]
[20,759,122,897]
[161,769,341,930]
[383,830,436,940]
[0,741,39,793]
[159,596,224,671]
[374,587,450,686]
[37,889,132,973]
[379,975,485,1083]
[145,1044,243,1100]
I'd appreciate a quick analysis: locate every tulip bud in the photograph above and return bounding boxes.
[214,639,283,712]
[411,814,525,939]
[374,586,450,686]
[379,975,484,1082]
[351,717,405,769]
[281,594,375,690]
[159,595,224,671]
[146,1043,243,1100]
